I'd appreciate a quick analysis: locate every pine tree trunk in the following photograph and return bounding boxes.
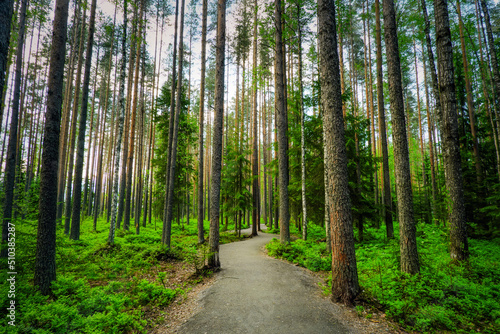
[87,80,100,217]
[367,1,378,210]
[0,0,14,125]
[481,0,500,111]
[124,0,144,231]
[457,0,482,185]
[135,77,145,234]
[423,47,438,218]
[92,106,106,232]
[414,42,427,219]
[64,6,87,234]
[163,0,186,247]
[275,0,290,244]
[56,2,81,223]
[70,0,97,240]
[208,0,226,268]
[143,111,153,227]
[34,0,70,295]
[118,4,138,228]
[109,0,128,244]
[1,0,26,256]
[435,0,469,261]
[475,0,500,181]
[421,0,443,130]
[375,0,393,238]
[251,0,259,237]
[197,0,207,244]
[383,0,419,274]
[267,78,273,229]
[165,0,180,214]
[318,0,359,305]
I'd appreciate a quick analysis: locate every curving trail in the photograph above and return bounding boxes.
[177,226,354,334]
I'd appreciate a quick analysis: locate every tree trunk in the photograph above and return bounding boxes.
[457,0,482,185]
[251,0,259,237]
[414,42,427,219]
[208,0,226,269]
[163,0,186,247]
[421,0,443,130]
[64,6,87,234]
[1,0,26,256]
[375,0,393,239]
[296,3,307,241]
[0,0,14,126]
[423,46,438,219]
[109,0,128,244]
[197,0,207,244]
[117,4,138,229]
[165,0,180,216]
[70,0,98,240]
[124,0,144,231]
[435,0,469,261]
[56,1,81,224]
[481,0,500,112]
[34,0,70,295]
[275,0,289,244]
[367,1,378,210]
[383,0,419,274]
[93,102,106,232]
[475,0,500,181]
[318,0,360,305]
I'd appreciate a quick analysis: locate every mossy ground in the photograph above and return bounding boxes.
[266,222,500,333]
[0,215,245,333]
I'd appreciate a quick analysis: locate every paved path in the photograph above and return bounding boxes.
[177,226,353,334]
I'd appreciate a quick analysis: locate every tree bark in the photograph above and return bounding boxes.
[0,0,14,125]
[197,0,207,244]
[375,0,393,239]
[297,3,307,241]
[109,0,128,244]
[251,0,259,237]
[56,1,81,224]
[165,0,180,216]
[475,0,500,181]
[64,6,87,234]
[275,0,289,244]
[318,0,360,305]
[383,0,419,274]
[1,0,26,256]
[480,0,500,109]
[124,0,144,231]
[208,0,226,268]
[34,0,70,295]
[421,0,443,130]
[435,0,469,261]
[163,0,186,247]
[70,0,98,240]
[117,3,138,228]
[457,0,482,184]
[423,46,438,218]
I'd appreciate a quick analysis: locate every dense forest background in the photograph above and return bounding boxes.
[0,0,500,332]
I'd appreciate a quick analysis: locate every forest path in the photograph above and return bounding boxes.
[176,225,353,334]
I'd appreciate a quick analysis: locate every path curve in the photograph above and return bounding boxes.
[177,226,354,334]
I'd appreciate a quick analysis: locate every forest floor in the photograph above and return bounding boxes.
[154,225,401,334]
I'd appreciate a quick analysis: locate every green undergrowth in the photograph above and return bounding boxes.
[0,216,244,333]
[266,222,500,333]
[266,225,330,271]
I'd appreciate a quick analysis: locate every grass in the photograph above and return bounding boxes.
[0,214,245,333]
[266,222,500,333]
